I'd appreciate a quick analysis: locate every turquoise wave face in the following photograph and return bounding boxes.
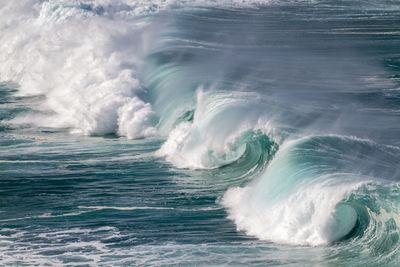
[1,0,400,266]
[223,135,400,247]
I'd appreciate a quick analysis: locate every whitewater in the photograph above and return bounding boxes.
[1,0,400,265]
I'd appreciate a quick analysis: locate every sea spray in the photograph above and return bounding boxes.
[0,0,161,138]
[157,88,276,169]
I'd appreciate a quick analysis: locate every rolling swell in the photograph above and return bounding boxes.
[143,7,400,259]
[152,60,400,256]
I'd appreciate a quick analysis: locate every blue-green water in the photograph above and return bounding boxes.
[1,0,400,265]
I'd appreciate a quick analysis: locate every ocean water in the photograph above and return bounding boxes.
[1,0,400,266]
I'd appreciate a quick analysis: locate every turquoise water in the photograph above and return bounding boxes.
[1,1,400,265]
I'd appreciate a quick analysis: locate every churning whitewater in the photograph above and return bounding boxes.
[1,0,400,266]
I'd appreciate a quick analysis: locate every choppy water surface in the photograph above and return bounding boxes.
[1,0,400,265]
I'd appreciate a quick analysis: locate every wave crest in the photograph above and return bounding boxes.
[157,88,277,169]
[222,135,400,246]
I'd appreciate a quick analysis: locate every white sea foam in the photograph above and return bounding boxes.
[223,179,361,246]
[221,137,368,246]
[0,0,161,138]
[0,228,293,266]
